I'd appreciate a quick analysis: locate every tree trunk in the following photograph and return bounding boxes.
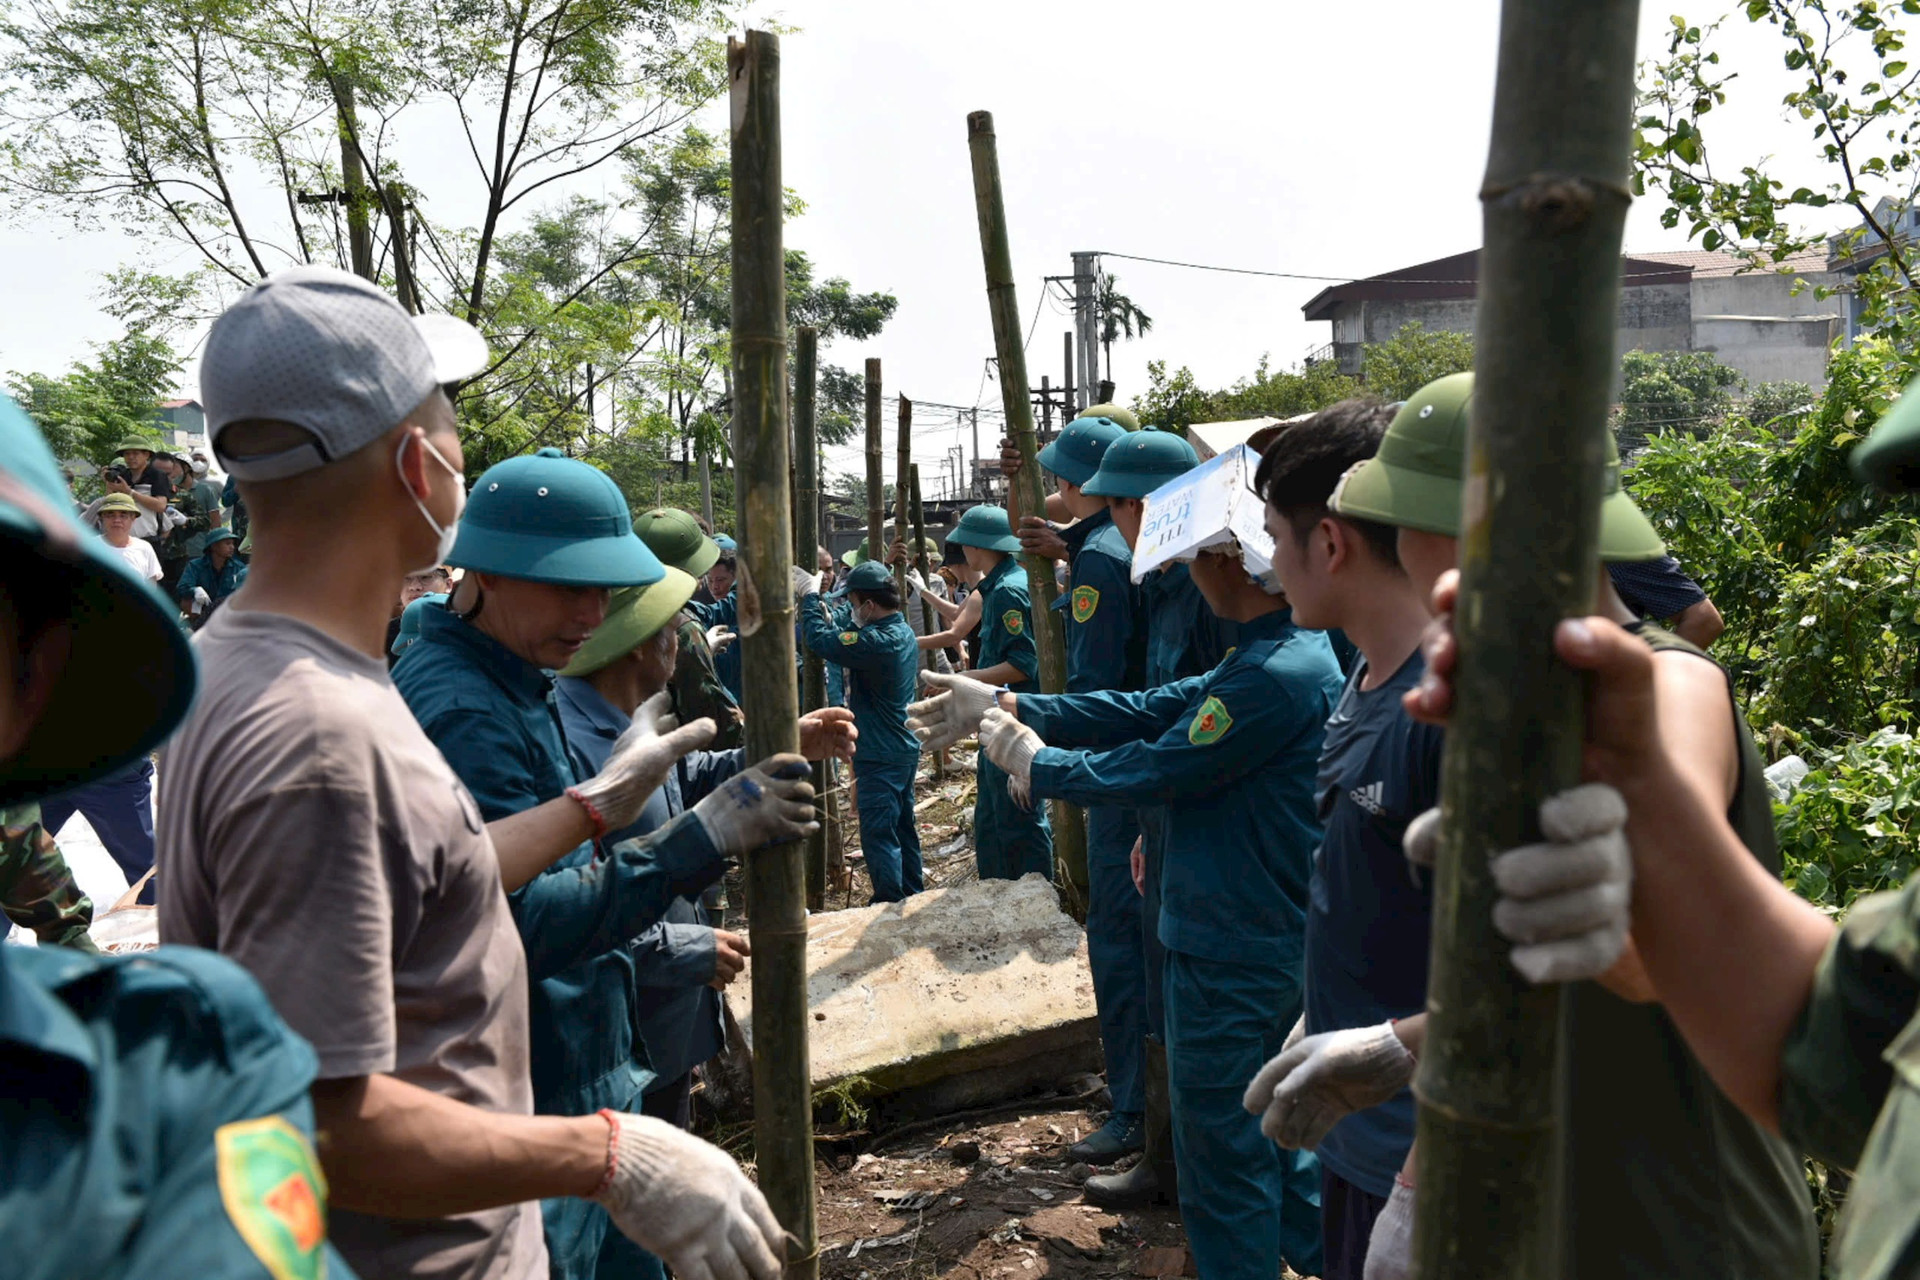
[794,325,828,912]
[728,31,815,1280]
[1412,4,1641,1279]
[965,110,1087,919]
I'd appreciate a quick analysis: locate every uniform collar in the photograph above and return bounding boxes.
[980,556,1017,593]
[0,948,99,1069]
[417,604,555,706]
[554,675,631,737]
[1233,606,1297,645]
[1061,506,1113,556]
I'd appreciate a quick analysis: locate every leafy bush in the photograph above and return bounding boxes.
[1776,728,1920,911]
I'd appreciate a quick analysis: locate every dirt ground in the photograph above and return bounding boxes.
[707,753,1226,1280]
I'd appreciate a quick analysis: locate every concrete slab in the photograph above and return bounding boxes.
[728,874,1099,1110]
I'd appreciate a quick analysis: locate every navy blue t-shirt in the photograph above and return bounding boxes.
[1304,648,1445,1198]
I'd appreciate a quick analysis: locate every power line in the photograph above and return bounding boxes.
[1093,249,1724,287]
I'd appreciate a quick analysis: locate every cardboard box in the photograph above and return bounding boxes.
[1129,443,1278,588]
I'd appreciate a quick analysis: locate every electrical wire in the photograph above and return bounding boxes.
[1093,249,1718,286]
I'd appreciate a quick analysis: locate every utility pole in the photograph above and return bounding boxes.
[1413,3,1640,1279]
[1063,332,1077,418]
[728,31,814,1279]
[330,75,374,282]
[1071,251,1099,416]
[793,325,827,912]
[969,407,980,498]
[969,111,1089,918]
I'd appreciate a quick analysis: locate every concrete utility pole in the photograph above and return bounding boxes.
[727,30,815,1279]
[969,407,980,497]
[1071,251,1099,415]
[1413,2,1641,1278]
[330,75,374,282]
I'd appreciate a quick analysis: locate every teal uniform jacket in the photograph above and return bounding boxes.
[0,943,355,1280]
[1141,562,1237,687]
[1021,610,1342,964]
[1057,509,1145,695]
[971,556,1051,878]
[798,596,921,763]
[974,556,1039,683]
[394,605,728,1279]
[688,590,744,702]
[176,553,249,609]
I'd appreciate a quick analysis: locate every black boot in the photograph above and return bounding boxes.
[1084,1036,1177,1209]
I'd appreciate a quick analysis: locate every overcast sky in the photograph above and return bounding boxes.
[0,0,1844,488]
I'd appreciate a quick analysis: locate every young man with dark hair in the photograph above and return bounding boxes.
[1245,398,1438,1280]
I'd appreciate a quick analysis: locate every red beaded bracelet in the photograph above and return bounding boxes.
[592,1108,621,1197]
[568,787,609,841]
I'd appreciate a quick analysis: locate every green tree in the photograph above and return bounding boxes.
[1359,322,1476,401]
[11,331,182,464]
[1096,273,1154,385]
[1615,349,1745,443]
[1634,3,1920,357]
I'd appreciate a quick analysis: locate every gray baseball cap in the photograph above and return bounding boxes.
[204,265,489,481]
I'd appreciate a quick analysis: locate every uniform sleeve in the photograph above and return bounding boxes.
[1064,550,1140,694]
[0,808,97,951]
[631,921,718,989]
[176,558,208,603]
[991,588,1040,683]
[1029,663,1318,809]
[1019,675,1208,750]
[800,600,897,671]
[192,783,402,1079]
[507,813,728,982]
[1778,878,1920,1169]
[421,708,548,819]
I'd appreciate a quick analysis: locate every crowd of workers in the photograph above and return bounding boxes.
[3,260,1920,1280]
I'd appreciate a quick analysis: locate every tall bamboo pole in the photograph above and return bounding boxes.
[965,110,1087,916]
[1412,4,1640,1278]
[895,396,913,599]
[911,465,945,779]
[728,30,814,1280]
[794,326,828,913]
[864,360,885,568]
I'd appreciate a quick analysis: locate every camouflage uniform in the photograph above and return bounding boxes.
[0,804,99,951]
[669,616,743,751]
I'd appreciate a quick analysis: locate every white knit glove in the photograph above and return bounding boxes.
[690,754,819,854]
[1242,1021,1415,1149]
[1402,784,1631,984]
[905,566,928,594]
[790,564,821,598]
[704,624,736,654]
[978,707,1043,781]
[594,1111,786,1280]
[163,505,188,529]
[1283,1014,1306,1052]
[1363,1178,1416,1280]
[906,670,999,752]
[573,692,717,832]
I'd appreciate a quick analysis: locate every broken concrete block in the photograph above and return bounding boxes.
[728,874,1099,1112]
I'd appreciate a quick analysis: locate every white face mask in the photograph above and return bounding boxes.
[397,434,465,573]
[191,458,209,475]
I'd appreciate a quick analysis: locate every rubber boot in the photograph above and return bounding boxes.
[1083,1037,1178,1209]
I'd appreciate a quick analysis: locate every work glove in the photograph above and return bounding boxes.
[906,670,999,752]
[1363,1178,1416,1280]
[790,565,821,599]
[572,692,717,833]
[1402,784,1632,984]
[1008,773,1036,812]
[163,505,188,529]
[190,586,211,614]
[905,566,928,594]
[1241,1021,1415,1149]
[705,624,736,655]
[594,1111,786,1280]
[1283,1014,1306,1053]
[690,755,819,854]
[978,707,1043,780]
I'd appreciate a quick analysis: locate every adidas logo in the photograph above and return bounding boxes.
[1349,781,1386,816]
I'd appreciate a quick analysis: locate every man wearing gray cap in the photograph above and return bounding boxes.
[156,266,786,1280]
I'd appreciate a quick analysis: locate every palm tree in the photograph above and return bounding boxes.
[1096,274,1154,384]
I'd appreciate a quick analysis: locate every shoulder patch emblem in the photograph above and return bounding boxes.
[839,630,860,645]
[215,1115,329,1280]
[1002,609,1024,636]
[1071,584,1100,624]
[1188,695,1233,746]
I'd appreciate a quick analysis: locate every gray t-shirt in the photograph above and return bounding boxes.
[156,607,546,1280]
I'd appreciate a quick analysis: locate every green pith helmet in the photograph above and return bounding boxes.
[842,560,895,593]
[450,448,664,586]
[945,505,1021,554]
[0,396,198,805]
[95,492,141,515]
[1330,371,1665,562]
[1038,416,1127,486]
[633,507,720,578]
[113,437,162,457]
[1853,372,1920,491]
[842,533,939,567]
[389,592,449,658]
[1082,429,1200,499]
[559,566,700,678]
[1082,402,1141,431]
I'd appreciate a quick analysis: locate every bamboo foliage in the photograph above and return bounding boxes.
[1413,3,1641,1278]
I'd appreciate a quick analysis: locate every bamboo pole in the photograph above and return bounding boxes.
[1412,4,1640,1278]
[965,110,1087,917]
[911,464,946,779]
[895,396,913,599]
[728,30,815,1280]
[794,325,828,913]
[864,359,885,568]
